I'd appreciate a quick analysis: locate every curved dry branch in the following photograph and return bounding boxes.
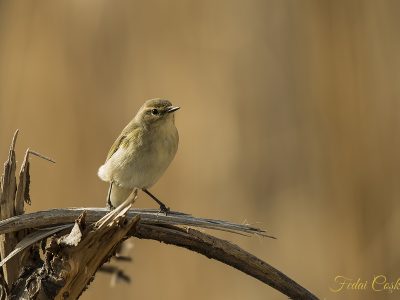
[0,209,318,300]
[135,223,318,300]
[0,208,271,237]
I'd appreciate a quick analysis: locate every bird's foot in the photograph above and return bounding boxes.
[159,204,170,215]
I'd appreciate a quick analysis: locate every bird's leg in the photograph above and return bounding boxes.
[142,189,170,214]
[107,182,114,209]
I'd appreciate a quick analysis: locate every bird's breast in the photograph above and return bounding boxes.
[109,121,179,188]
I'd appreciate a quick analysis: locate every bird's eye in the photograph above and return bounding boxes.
[151,109,159,115]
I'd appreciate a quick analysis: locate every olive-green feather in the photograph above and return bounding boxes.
[105,119,141,161]
[106,134,126,161]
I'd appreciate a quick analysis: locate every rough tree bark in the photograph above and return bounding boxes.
[10,203,139,300]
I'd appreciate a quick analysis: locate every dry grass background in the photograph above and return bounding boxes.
[1,1,400,299]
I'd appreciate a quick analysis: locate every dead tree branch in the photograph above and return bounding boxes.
[0,131,319,300]
[0,209,318,299]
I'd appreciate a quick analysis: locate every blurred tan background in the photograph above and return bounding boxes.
[1,1,400,299]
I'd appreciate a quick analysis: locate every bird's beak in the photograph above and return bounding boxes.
[166,106,180,113]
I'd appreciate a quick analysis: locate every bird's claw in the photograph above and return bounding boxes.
[159,205,170,215]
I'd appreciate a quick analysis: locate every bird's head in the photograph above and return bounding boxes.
[135,98,180,128]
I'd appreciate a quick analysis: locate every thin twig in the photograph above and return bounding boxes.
[99,266,131,284]
[27,149,56,164]
[10,129,19,152]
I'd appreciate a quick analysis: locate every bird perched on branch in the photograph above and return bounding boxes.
[98,98,180,213]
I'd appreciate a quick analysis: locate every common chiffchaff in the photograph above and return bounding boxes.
[98,99,180,212]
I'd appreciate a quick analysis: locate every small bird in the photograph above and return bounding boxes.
[98,98,180,212]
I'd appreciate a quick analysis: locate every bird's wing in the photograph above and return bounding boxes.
[105,120,140,161]
[106,133,126,161]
